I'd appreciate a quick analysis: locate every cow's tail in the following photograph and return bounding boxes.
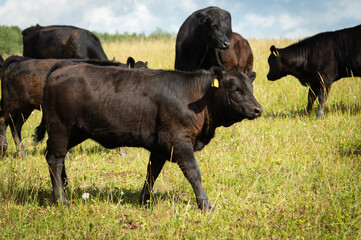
[33,114,46,144]
[33,60,75,145]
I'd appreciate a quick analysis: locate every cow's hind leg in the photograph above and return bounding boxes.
[46,150,68,205]
[46,126,70,205]
[139,152,166,205]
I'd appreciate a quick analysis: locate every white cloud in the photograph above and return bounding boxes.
[179,0,198,13]
[0,0,361,38]
[278,13,303,31]
[244,13,275,29]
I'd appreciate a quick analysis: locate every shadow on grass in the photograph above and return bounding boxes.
[10,184,186,209]
[263,108,307,119]
[263,101,361,119]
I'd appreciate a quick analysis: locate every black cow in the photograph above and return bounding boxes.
[35,64,262,210]
[0,56,147,157]
[22,24,108,60]
[267,24,361,119]
[175,6,232,71]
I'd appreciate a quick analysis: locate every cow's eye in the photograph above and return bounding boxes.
[230,86,237,92]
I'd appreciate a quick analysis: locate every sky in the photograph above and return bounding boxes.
[0,0,360,39]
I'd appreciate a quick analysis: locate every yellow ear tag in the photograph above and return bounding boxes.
[272,50,280,57]
[212,78,219,88]
[128,63,131,69]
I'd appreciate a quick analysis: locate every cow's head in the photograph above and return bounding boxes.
[211,67,262,127]
[199,9,231,50]
[267,45,287,80]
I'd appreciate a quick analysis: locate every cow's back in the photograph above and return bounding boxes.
[292,24,361,77]
[22,25,108,60]
[333,25,361,74]
[44,65,210,150]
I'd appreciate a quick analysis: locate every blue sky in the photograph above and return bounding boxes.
[0,0,360,38]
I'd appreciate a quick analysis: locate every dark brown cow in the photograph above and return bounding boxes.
[219,32,253,72]
[0,56,147,157]
[22,24,108,60]
[203,32,254,72]
[35,65,262,210]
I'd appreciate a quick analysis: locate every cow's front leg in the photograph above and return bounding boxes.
[139,152,166,205]
[306,87,316,114]
[316,83,331,120]
[174,141,212,211]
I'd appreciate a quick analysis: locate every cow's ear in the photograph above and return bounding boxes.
[247,71,256,82]
[210,66,223,88]
[126,57,135,68]
[270,45,280,57]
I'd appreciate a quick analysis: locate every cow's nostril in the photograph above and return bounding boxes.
[254,107,263,116]
[223,41,231,48]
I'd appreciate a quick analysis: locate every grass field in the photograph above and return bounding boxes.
[0,38,360,239]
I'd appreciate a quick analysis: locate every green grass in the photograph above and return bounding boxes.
[0,38,360,239]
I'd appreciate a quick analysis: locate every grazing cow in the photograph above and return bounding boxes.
[267,24,361,119]
[175,6,232,71]
[0,56,147,157]
[35,65,262,210]
[203,32,254,72]
[22,24,108,60]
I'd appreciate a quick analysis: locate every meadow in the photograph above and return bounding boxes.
[0,38,360,239]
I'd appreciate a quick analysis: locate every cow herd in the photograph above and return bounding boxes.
[0,6,359,210]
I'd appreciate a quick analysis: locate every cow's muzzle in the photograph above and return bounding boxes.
[247,105,263,120]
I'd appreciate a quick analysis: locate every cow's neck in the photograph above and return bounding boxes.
[282,45,309,77]
[193,24,211,69]
[187,76,219,151]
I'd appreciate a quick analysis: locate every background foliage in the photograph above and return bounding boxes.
[0,25,22,55]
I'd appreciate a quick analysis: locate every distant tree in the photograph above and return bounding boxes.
[0,25,22,55]
[148,28,174,39]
